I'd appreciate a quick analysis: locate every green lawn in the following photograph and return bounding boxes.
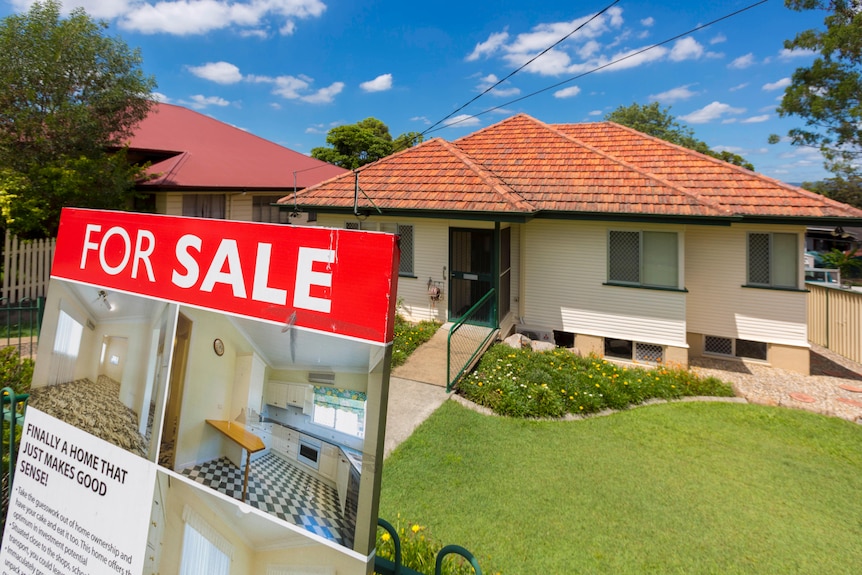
[379,400,862,575]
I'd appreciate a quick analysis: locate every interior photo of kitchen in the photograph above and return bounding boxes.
[144,470,367,575]
[28,278,177,462]
[159,304,390,554]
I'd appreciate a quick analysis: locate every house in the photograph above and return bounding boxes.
[279,113,862,375]
[124,103,347,222]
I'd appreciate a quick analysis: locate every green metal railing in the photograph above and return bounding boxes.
[447,290,498,392]
[0,297,44,361]
[1,387,29,537]
[375,518,482,575]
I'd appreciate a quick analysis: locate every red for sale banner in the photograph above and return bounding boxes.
[51,208,399,344]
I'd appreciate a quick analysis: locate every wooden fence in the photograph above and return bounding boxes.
[2,231,55,303]
[807,283,862,365]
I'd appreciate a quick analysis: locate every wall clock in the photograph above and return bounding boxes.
[213,338,225,356]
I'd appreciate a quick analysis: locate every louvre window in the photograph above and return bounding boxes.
[604,338,665,364]
[608,230,678,288]
[346,221,414,276]
[747,232,798,288]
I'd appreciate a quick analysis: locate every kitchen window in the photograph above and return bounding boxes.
[747,232,798,289]
[346,221,414,276]
[607,230,679,289]
[311,387,366,439]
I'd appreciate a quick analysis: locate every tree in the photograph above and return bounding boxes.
[605,102,755,170]
[773,1,862,176]
[0,1,156,238]
[311,118,424,170]
[800,174,862,209]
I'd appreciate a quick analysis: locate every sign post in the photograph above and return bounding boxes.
[1,208,400,574]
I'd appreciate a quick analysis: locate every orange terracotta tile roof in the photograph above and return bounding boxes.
[284,113,862,222]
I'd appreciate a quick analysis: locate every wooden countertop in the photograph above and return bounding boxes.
[206,419,265,452]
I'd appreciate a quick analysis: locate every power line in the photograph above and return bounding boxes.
[421,0,621,136]
[424,0,769,135]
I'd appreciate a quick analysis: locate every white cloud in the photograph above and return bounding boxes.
[680,101,745,124]
[443,114,481,129]
[729,53,755,69]
[710,33,726,45]
[188,61,243,84]
[411,116,432,125]
[554,86,581,99]
[779,48,817,59]
[649,84,698,104]
[239,28,268,39]
[588,110,603,116]
[151,91,170,103]
[117,0,326,36]
[360,74,393,93]
[640,17,654,27]
[476,74,520,97]
[669,37,703,62]
[185,94,230,109]
[729,82,748,92]
[741,114,770,123]
[280,20,296,35]
[300,82,344,104]
[763,77,791,91]
[466,30,510,61]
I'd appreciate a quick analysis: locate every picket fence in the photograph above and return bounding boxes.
[2,231,55,303]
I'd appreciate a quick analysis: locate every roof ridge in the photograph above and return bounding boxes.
[591,121,862,216]
[441,139,536,212]
[537,117,731,217]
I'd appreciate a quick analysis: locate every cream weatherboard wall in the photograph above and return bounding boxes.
[685,223,809,372]
[519,220,688,349]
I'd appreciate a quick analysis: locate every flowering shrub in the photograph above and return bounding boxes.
[376,516,484,575]
[460,344,733,418]
[391,316,441,368]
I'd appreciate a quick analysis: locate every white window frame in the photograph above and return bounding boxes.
[746,232,799,289]
[311,392,366,439]
[607,230,679,289]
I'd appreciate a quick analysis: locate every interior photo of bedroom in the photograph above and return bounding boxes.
[29,279,178,462]
[159,304,389,555]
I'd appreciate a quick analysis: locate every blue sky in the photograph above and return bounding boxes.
[2,0,835,183]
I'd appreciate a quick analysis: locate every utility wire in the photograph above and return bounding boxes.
[421,0,621,137]
[424,0,769,135]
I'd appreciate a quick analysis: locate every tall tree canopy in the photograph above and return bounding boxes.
[311,117,423,170]
[605,102,755,170]
[0,0,156,238]
[774,0,862,176]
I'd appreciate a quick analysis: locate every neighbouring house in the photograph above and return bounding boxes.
[279,113,862,375]
[124,103,347,222]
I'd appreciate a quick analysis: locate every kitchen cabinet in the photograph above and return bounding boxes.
[336,453,350,513]
[287,383,309,408]
[265,381,289,408]
[271,425,298,460]
[319,443,338,481]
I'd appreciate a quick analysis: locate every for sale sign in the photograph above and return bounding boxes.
[1,208,400,575]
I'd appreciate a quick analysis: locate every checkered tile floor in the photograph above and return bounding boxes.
[181,452,353,547]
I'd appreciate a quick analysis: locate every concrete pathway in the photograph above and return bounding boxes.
[384,326,452,458]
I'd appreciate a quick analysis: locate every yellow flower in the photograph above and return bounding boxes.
[478,382,483,387]
[412,524,421,533]
[381,532,391,542]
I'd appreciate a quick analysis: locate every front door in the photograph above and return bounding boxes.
[449,228,495,325]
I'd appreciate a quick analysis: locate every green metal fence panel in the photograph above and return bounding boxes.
[375,518,482,575]
[1,387,28,538]
[447,290,498,392]
[0,297,43,361]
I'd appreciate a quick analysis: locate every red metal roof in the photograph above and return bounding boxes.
[126,103,346,190]
[284,113,862,221]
